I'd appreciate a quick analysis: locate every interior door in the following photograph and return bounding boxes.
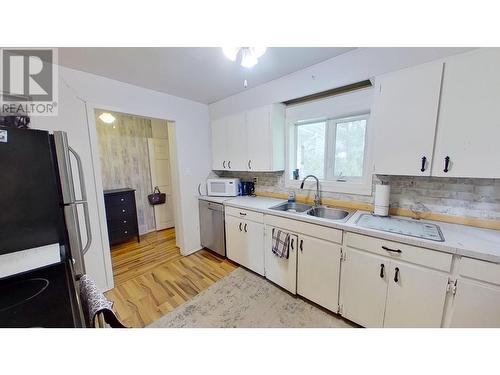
[211,117,227,170]
[372,62,443,176]
[148,138,174,230]
[264,226,297,293]
[225,113,247,171]
[339,247,389,327]
[297,234,341,312]
[383,261,449,327]
[449,278,500,328]
[246,106,271,171]
[432,49,500,178]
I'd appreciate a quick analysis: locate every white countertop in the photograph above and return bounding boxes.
[198,195,235,204]
[222,195,500,264]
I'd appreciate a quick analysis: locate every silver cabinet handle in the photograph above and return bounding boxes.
[69,146,92,255]
[198,183,202,196]
[228,160,231,169]
[248,160,252,169]
[223,161,226,169]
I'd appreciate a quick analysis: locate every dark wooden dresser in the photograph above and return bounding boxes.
[104,188,140,246]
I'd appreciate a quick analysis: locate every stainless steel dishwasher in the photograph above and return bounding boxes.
[199,199,226,257]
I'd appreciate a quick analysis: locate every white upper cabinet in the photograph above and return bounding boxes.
[211,117,227,170]
[225,113,247,171]
[372,62,444,176]
[372,48,500,179]
[432,49,500,178]
[211,104,285,171]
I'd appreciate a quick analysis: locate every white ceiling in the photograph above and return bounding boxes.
[58,47,355,104]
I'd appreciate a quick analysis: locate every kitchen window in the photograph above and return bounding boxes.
[288,114,371,195]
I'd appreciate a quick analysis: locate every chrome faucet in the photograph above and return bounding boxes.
[300,175,321,207]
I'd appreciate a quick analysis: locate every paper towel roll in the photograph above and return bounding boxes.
[374,184,390,216]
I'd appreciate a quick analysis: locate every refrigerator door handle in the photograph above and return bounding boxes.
[69,146,92,254]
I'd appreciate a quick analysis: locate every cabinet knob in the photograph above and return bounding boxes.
[120,198,124,202]
[420,156,427,172]
[394,267,400,283]
[122,209,126,213]
[124,230,128,234]
[123,220,127,223]
[443,156,450,173]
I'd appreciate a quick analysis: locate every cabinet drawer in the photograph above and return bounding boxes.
[265,214,342,244]
[106,205,136,221]
[105,193,135,207]
[459,257,500,286]
[225,206,263,223]
[345,232,452,272]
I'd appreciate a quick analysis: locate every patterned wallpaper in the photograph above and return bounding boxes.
[214,170,500,221]
[96,112,155,234]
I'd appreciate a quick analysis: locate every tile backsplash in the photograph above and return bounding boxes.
[214,171,500,221]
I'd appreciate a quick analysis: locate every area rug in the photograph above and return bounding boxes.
[148,267,357,328]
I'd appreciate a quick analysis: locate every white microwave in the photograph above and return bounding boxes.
[207,178,240,197]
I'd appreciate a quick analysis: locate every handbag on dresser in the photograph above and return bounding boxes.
[148,186,166,205]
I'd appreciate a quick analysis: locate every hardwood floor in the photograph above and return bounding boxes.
[105,228,237,328]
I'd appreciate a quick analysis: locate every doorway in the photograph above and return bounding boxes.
[95,110,176,244]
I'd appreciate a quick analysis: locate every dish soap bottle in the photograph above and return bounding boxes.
[288,190,296,204]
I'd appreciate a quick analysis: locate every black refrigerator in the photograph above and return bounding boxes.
[0,125,91,327]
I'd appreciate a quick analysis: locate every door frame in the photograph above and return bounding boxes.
[85,103,183,290]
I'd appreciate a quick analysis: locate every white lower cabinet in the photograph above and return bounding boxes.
[264,226,298,293]
[225,214,265,276]
[340,247,389,328]
[341,233,451,328]
[448,257,500,328]
[383,261,449,328]
[297,234,342,313]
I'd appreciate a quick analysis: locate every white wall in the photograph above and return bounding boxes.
[209,47,474,119]
[33,65,211,291]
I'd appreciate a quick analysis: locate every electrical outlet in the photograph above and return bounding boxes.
[253,177,258,184]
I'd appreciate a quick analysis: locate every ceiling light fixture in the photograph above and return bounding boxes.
[222,47,267,68]
[99,112,116,124]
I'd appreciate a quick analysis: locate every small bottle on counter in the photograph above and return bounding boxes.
[288,190,296,204]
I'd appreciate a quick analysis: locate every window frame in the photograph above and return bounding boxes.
[286,113,373,196]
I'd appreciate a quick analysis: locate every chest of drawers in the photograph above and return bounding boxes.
[104,188,140,246]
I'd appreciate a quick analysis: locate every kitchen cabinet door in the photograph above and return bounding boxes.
[243,219,265,276]
[297,234,341,312]
[449,278,500,328]
[225,215,246,266]
[211,118,227,170]
[432,49,500,178]
[383,261,449,327]
[225,113,247,171]
[225,216,265,276]
[339,247,389,328]
[372,62,443,176]
[246,106,271,171]
[264,226,297,293]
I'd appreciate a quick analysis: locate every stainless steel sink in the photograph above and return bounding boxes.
[269,202,312,213]
[306,206,353,222]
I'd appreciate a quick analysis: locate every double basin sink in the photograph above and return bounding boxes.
[269,202,354,223]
